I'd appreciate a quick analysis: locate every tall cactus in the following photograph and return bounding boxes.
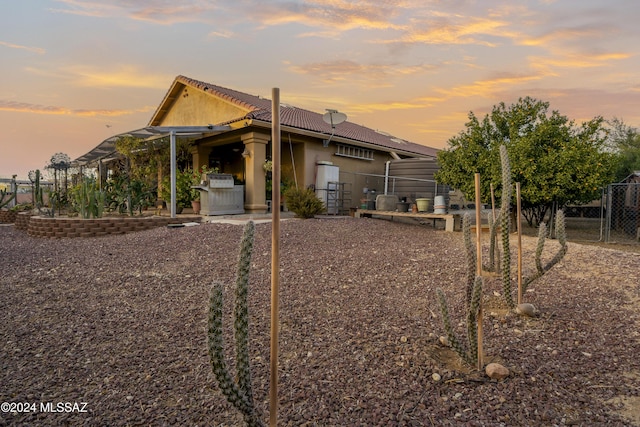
[485,211,501,272]
[207,221,263,427]
[34,169,44,212]
[523,210,568,291]
[495,145,568,307]
[437,276,483,367]
[499,145,515,309]
[437,214,484,368]
[462,213,476,307]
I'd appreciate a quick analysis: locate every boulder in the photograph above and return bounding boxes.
[486,363,509,380]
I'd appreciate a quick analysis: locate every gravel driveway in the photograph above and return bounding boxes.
[1,217,639,426]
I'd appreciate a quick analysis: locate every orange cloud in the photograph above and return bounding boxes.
[0,41,45,55]
[50,0,402,31]
[530,52,633,70]
[434,73,543,100]
[50,0,216,25]
[378,12,518,47]
[48,0,122,18]
[129,4,214,25]
[23,65,170,90]
[347,100,427,114]
[287,59,440,84]
[0,100,154,117]
[65,66,171,89]
[253,0,402,33]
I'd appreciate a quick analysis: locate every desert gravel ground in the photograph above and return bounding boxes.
[1,216,639,426]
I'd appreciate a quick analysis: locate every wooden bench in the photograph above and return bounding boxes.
[354,209,461,232]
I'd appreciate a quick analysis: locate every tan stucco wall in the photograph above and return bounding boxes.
[158,86,249,126]
[298,141,393,209]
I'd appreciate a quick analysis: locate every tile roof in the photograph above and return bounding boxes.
[175,75,438,158]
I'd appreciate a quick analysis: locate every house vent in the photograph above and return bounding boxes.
[335,144,373,160]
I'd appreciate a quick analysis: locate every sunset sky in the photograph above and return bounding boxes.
[1,0,639,180]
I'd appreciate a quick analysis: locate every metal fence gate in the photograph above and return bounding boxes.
[604,183,640,243]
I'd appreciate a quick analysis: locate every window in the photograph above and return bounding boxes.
[335,144,373,160]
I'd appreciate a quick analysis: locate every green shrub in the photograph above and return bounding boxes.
[160,168,194,208]
[284,187,324,218]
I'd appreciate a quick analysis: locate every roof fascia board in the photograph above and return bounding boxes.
[148,80,184,126]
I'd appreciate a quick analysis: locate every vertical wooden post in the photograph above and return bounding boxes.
[270,88,281,427]
[475,174,482,275]
[474,173,483,370]
[516,182,523,305]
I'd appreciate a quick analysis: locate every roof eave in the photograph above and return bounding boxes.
[148,79,186,126]
[247,119,436,158]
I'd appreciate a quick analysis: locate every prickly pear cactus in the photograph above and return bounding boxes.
[207,221,264,427]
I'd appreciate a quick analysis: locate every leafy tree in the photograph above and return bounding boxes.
[114,135,194,208]
[435,97,617,226]
[607,118,640,182]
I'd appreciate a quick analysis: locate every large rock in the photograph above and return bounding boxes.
[486,363,510,380]
[516,303,537,317]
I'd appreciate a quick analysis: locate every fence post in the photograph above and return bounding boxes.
[10,176,17,209]
[605,184,612,243]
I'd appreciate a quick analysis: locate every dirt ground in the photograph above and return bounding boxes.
[1,217,639,426]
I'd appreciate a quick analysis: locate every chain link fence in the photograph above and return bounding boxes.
[550,183,640,246]
[604,183,640,244]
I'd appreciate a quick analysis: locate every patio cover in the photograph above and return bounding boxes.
[71,125,232,217]
[71,125,231,167]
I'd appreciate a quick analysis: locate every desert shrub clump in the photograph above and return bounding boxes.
[284,187,325,218]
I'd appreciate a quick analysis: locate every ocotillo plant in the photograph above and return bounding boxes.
[207,221,264,427]
[437,214,484,367]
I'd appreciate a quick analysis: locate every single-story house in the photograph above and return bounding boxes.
[73,75,439,214]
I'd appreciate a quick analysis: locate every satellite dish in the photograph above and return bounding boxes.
[322,109,347,128]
